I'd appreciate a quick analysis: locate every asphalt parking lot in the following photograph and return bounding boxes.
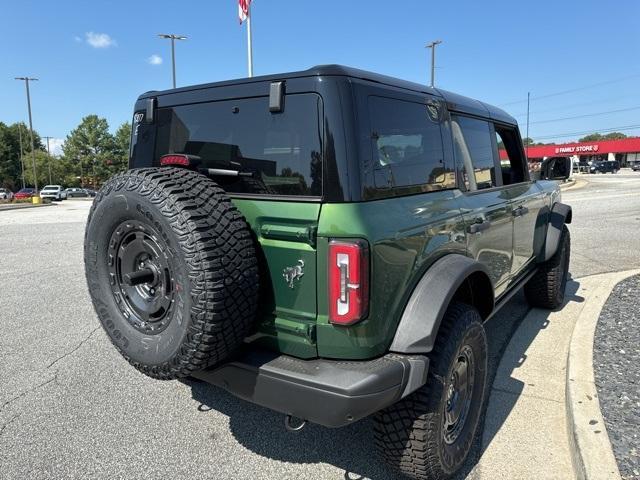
[1,173,639,480]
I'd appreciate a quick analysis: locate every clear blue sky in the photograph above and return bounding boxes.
[2,0,639,153]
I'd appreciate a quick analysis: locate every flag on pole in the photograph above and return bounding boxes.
[239,0,251,24]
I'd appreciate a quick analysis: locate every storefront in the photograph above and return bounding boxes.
[499,137,640,172]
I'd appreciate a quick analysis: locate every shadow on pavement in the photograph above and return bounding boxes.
[477,277,584,454]
[185,378,395,479]
[182,280,583,480]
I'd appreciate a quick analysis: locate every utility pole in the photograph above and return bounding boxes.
[43,136,53,184]
[17,122,26,189]
[158,34,187,88]
[425,40,443,88]
[14,77,39,192]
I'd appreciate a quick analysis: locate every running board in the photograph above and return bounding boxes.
[487,267,538,321]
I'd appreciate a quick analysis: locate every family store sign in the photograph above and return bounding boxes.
[555,144,599,154]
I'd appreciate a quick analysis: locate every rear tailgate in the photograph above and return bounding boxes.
[234,200,320,358]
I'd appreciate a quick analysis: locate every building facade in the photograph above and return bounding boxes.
[500,137,640,171]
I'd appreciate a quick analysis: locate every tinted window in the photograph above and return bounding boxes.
[451,116,497,190]
[365,96,451,199]
[155,94,322,196]
[495,126,527,185]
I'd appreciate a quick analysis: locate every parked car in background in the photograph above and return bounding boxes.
[0,188,14,200]
[39,185,67,201]
[84,188,97,197]
[65,187,89,198]
[14,188,37,200]
[632,163,640,172]
[589,160,619,174]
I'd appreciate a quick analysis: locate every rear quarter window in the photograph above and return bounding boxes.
[154,93,323,197]
[364,95,452,200]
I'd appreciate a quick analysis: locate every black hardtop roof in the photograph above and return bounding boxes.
[140,64,516,125]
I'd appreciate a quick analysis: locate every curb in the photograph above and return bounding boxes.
[560,177,587,191]
[0,203,55,212]
[566,269,640,480]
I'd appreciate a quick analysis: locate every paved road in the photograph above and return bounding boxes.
[564,172,640,278]
[0,173,638,480]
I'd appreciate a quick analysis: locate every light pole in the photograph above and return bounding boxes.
[425,40,443,88]
[526,92,531,160]
[17,122,26,189]
[158,34,187,88]
[14,77,39,192]
[43,136,53,184]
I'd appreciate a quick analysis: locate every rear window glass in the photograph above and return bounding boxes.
[154,93,323,197]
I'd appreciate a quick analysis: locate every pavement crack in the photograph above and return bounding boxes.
[0,375,57,413]
[491,386,563,404]
[47,326,100,369]
[0,414,21,438]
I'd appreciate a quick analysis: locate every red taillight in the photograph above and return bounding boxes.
[328,240,369,325]
[160,154,191,166]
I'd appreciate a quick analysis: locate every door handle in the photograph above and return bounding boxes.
[512,206,530,217]
[468,220,491,234]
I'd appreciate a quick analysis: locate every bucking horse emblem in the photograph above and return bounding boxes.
[283,260,305,289]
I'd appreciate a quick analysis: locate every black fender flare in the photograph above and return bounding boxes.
[540,202,572,263]
[389,254,494,354]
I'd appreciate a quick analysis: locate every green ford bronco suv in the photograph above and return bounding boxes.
[85,65,572,479]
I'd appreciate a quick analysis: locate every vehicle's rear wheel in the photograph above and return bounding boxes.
[84,167,259,380]
[374,302,488,480]
[524,225,570,309]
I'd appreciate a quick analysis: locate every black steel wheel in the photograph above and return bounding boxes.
[443,345,475,445]
[374,302,488,480]
[108,220,177,335]
[85,167,259,380]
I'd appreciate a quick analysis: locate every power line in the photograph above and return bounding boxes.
[532,124,640,141]
[528,106,640,125]
[511,94,636,118]
[498,73,640,106]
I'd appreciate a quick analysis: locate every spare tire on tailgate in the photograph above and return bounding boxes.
[84,167,259,380]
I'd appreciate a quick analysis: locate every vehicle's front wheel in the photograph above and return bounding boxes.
[524,225,570,309]
[374,302,488,480]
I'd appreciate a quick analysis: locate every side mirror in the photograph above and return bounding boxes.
[540,156,571,180]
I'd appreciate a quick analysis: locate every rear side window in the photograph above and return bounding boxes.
[365,96,451,199]
[451,115,497,190]
[154,93,323,197]
[494,125,527,185]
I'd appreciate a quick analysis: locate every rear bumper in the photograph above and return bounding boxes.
[192,350,429,428]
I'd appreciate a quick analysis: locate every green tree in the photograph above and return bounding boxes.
[602,132,627,141]
[62,115,115,187]
[0,122,20,189]
[579,133,603,142]
[578,132,627,142]
[109,122,132,173]
[21,150,75,188]
[0,122,45,190]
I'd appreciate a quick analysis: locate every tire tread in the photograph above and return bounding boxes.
[84,167,259,380]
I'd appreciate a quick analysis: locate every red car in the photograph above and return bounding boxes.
[14,188,37,199]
